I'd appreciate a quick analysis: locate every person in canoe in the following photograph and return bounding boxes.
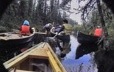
[43,22,54,37]
[50,19,73,57]
[94,25,104,49]
[20,20,33,36]
[94,26,103,37]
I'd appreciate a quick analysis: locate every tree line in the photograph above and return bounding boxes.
[0,0,77,32]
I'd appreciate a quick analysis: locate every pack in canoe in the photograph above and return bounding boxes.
[77,31,99,44]
[3,42,66,72]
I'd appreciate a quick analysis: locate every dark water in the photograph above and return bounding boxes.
[61,35,98,72]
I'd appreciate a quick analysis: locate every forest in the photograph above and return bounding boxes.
[0,0,77,32]
[1,0,114,72]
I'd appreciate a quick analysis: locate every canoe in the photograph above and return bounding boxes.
[0,31,35,60]
[77,31,99,44]
[76,43,98,59]
[3,42,66,72]
[0,32,35,50]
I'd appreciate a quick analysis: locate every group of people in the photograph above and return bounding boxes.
[20,19,104,56]
[19,19,73,57]
[43,19,73,57]
[20,19,103,38]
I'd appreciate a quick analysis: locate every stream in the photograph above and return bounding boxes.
[62,35,98,72]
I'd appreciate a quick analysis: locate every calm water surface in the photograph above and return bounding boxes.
[62,35,98,72]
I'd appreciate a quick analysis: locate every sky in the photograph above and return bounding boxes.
[69,0,82,24]
[46,0,87,24]
[60,0,87,24]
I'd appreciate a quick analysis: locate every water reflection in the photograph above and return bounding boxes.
[62,35,98,72]
[65,35,79,59]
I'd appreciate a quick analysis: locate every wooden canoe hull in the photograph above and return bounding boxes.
[0,32,35,61]
[0,33,35,50]
[3,42,66,72]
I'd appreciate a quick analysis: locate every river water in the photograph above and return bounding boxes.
[62,35,98,72]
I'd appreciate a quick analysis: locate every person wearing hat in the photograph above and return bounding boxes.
[20,20,33,36]
[53,19,73,57]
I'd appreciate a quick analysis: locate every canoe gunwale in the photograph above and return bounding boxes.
[3,42,67,72]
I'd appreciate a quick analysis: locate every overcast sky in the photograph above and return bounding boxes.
[60,0,87,24]
[69,0,89,24]
[47,0,87,24]
[69,0,82,24]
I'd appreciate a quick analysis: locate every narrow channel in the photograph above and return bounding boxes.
[62,35,98,72]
